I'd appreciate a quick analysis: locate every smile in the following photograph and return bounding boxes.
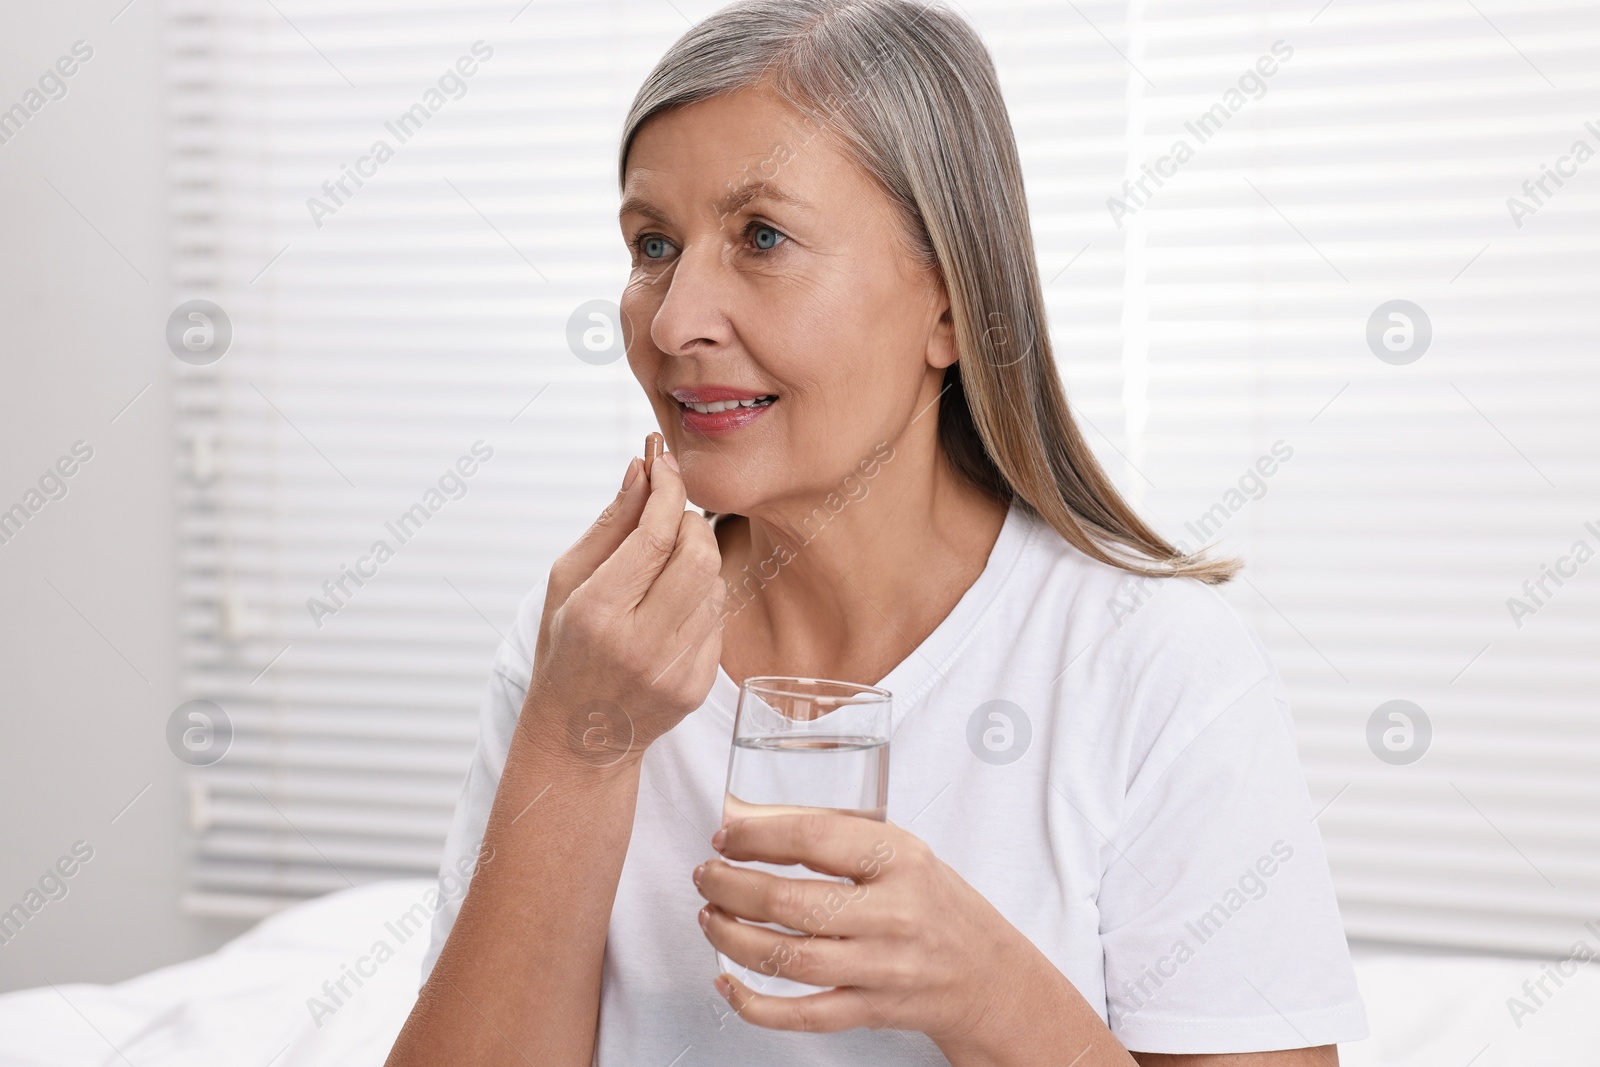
[670,390,779,436]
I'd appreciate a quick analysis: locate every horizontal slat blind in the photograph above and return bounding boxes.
[1123,0,1600,954]
[167,0,681,914]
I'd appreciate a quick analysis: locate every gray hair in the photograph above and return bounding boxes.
[620,0,1239,583]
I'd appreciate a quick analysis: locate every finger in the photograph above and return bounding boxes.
[713,971,878,1034]
[669,614,724,696]
[696,860,877,938]
[640,511,722,634]
[716,813,901,882]
[547,457,648,605]
[628,519,722,691]
[587,451,689,609]
[700,904,863,992]
[648,609,720,694]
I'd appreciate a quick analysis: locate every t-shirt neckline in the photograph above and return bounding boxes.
[705,497,1035,733]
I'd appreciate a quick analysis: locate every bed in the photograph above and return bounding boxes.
[1,880,1593,1065]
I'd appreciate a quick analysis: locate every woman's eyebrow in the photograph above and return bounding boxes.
[717,182,810,217]
[618,195,671,226]
[617,184,811,226]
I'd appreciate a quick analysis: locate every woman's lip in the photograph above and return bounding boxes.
[678,397,777,436]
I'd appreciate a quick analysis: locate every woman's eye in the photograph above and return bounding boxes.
[751,224,784,251]
[640,235,671,260]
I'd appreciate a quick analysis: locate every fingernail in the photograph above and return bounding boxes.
[621,456,641,491]
[698,905,711,929]
[714,975,731,999]
[710,827,726,851]
[661,452,680,473]
[693,863,705,887]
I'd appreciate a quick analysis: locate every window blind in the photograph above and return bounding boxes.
[166,0,687,914]
[1108,0,1600,955]
[169,0,1600,958]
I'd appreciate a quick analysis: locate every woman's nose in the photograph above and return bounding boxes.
[649,242,733,356]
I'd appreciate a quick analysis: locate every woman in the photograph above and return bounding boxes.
[388,1,1366,1063]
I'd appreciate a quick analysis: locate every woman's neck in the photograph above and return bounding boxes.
[713,448,1008,689]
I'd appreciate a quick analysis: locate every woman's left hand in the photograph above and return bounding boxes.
[693,811,1051,1054]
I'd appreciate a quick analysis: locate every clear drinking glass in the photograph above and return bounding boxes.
[716,675,893,998]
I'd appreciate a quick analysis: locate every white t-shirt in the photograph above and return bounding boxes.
[421,498,1368,1060]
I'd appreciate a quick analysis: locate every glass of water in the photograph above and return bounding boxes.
[716,675,892,998]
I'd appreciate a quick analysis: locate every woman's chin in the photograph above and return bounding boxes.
[685,474,779,520]
[674,455,771,518]
[688,487,759,518]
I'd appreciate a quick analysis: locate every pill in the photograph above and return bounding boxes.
[644,432,664,480]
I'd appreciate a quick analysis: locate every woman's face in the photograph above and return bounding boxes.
[619,84,955,518]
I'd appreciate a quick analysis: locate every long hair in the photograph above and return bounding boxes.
[619,0,1240,583]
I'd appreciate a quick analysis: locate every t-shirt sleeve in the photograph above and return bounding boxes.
[418,582,544,988]
[1097,669,1369,1054]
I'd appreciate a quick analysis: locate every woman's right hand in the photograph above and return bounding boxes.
[520,445,726,769]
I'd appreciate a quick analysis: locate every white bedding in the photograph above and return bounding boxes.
[0,879,1593,1065]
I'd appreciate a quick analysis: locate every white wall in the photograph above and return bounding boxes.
[0,2,248,992]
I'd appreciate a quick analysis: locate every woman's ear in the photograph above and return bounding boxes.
[926,293,958,371]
